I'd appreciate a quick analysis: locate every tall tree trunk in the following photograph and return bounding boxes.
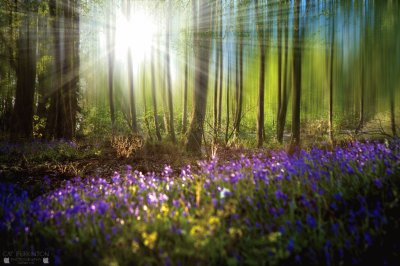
[151,46,162,141]
[63,0,74,139]
[107,0,116,134]
[182,37,188,134]
[11,4,37,140]
[329,10,335,143]
[165,0,176,142]
[72,0,80,134]
[186,0,211,153]
[142,63,152,140]
[233,5,243,137]
[255,0,266,148]
[289,0,302,151]
[225,53,231,144]
[126,1,138,133]
[213,1,219,142]
[217,1,223,134]
[277,5,290,143]
[277,5,282,131]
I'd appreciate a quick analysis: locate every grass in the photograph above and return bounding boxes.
[1,139,400,265]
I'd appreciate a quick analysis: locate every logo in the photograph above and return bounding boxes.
[3,258,10,264]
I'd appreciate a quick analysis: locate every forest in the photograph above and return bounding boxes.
[1,0,399,265]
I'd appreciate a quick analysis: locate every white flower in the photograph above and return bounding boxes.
[220,188,231,199]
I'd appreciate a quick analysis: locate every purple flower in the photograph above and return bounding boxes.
[306,214,317,229]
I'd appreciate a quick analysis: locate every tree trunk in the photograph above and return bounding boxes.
[225,53,231,144]
[126,1,138,133]
[329,10,335,143]
[213,1,219,142]
[151,46,162,141]
[289,0,302,152]
[186,0,211,153]
[142,64,152,140]
[182,37,188,134]
[11,5,37,140]
[277,6,290,143]
[165,0,176,142]
[217,1,223,134]
[277,6,282,131]
[107,0,116,134]
[255,0,266,148]
[62,0,74,139]
[233,7,243,137]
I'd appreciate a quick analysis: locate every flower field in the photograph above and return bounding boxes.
[1,140,400,265]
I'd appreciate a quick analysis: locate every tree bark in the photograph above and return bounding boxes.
[213,1,219,142]
[186,0,211,153]
[11,4,37,140]
[151,46,162,141]
[289,0,302,152]
[182,36,188,134]
[165,0,176,142]
[277,5,290,143]
[255,0,266,148]
[107,0,116,134]
[126,1,138,133]
[217,0,223,134]
[329,9,335,143]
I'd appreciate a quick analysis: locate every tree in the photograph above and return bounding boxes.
[151,46,162,141]
[11,1,37,140]
[289,0,302,152]
[46,0,80,140]
[182,30,189,134]
[126,0,138,133]
[213,0,220,142]
[233,1,244,136]
[186,0,212,153]
[165,0,176,142]
[328,5,335,143]
[277,1,290,144]
[255,0,266,148]
[106,0,116,135]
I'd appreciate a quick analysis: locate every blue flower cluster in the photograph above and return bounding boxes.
[1,140,399,265]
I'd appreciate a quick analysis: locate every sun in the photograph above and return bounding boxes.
[115,10,156,68]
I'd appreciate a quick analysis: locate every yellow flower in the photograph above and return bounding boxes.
[142,231,158,249]
[128,185,136,194]
[267,232,282,242]
[208,216,220,230]
[160,204,169,214]
[229,227,243,238]
[190,225,204,237]
[131,240,140,253]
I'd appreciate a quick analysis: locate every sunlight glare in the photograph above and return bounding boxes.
[115,10,155,68]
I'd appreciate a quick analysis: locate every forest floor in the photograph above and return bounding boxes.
[0,139,259,197]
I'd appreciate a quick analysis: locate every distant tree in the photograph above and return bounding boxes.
[233,1,245,136]
[329,5,335,143]
[106,0,116,135]
[126,0,138,133]
[213,0,220,142]
[186,0,212,153]
[151,46,162,141]
[165,0,176,143]
[217,0,223,135]
[182,30,189,134]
